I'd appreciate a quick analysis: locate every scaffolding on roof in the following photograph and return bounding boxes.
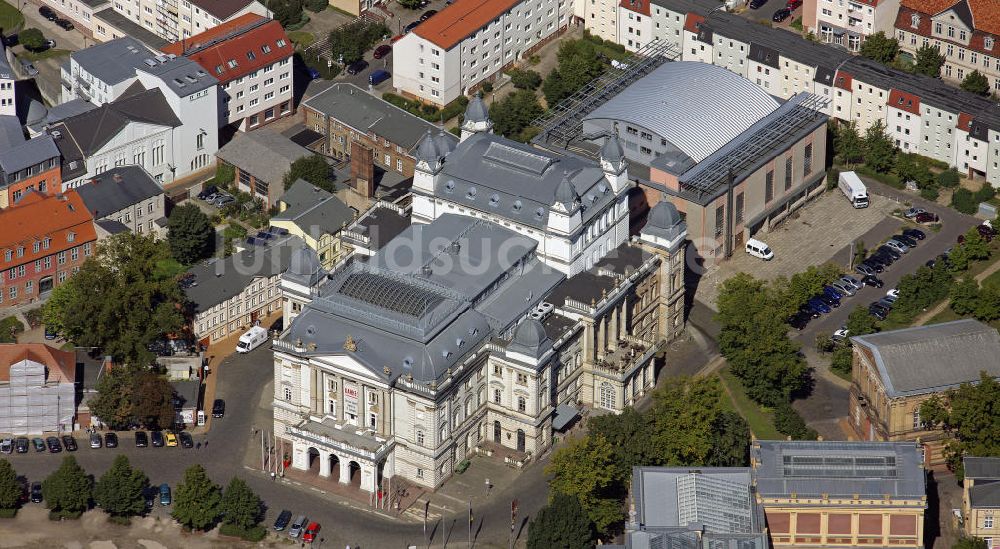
[531,39,679,149]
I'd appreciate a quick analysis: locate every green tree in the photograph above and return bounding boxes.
[859,32,899,64]
[542,69,569,106]
[961,70,991,96]
[846,305,878,337]
[398,0,422,8]
[863,120,896,173]
[42,233,184,366]
[647,376,743,465]
[94,455,149,519]
[708,411,751,467]
[913,44,945,77]
[950,278,981,316]
[19,28,45,51]
[830,345,853,377]
[303,0,326,12]
[834,121,864,167]
[787,263,842,309]
[545,435,622,536]
[215,163,235,185]
[895,153,932,188]
[90,366,136,430]
[974,287,1000,322]
[329,21,389,64]
[172,465,222,530]
[283,154,333,192]
[489,89,543,141]
[42,456,92,518]
[133,371,177,430]
[587,408,653,482]
[773,402,818,440]
[0,460,21,511]
[953,538,988,549]
[167,204,214,264]
[938,168,961,188]
[220,477,263,530]
[526,491,594,549]
[921,372,1000,477]
[509,68,542,90]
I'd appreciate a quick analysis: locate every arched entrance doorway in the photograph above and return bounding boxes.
[329,453,341,482]
[493,420,501,443]
[307,448,320,474]
[348,461,362,488]
[516,429,525,452]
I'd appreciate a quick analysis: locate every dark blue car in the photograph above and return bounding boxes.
[806,297,831,314]
[823,285,843,300]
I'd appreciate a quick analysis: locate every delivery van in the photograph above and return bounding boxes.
[745,238,774,260]
[236,326,268,353]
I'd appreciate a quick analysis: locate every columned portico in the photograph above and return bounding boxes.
[284,418,393,494]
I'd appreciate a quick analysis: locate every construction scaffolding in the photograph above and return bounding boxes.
[0,359,74,435]
[531,39,680,149]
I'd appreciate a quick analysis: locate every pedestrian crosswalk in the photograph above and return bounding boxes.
[401,497,453,523]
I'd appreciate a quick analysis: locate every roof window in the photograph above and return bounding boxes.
[247,51,256,61]
[261,44,271,54]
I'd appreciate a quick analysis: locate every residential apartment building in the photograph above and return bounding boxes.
[849,319,1000,465]
[215,129,312,207]
[272,201,685,492]
[591,0,1000,187]
[0,116,62,209]
[392,0,572,106]
[161,14,295,131]
[803,0,900,51]
[0,191,97,308]
[301,82,458,179]
[184,234,302,345]
[0,45,14,116]
[0,344,76,434]
[74,166,167,237]
[269,180,356,270]
[895,0,1000,92]
[752,440,927,549]
[963,457,1000,547]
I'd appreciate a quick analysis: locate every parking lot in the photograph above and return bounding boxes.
[695,188,900,309]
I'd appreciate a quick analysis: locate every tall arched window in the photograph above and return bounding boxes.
[599,382,615,410]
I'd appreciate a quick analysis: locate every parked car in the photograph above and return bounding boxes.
[862,274,884,288]
[303,522,322,543]
[871,249,895,265]
[30,482,43,503]
[212,399,225,418]
[831,280,856,297]
[817,292,840,308]
[31,438,45,452]
[43,39,55,49]
[877,245,901,260]
[289,515,309,538]
[806,297,831,315]
[877,297,895,309]
[915,212,940,223]
[104,432,118,448]
[885,239,909,254]
[46,436,62,453]
[61,435,77,452]
[893,234,918,248]
[854,263,876,277]
[346,60,368,75]
[179,432,194,449]
[369,69,391,86]
[978,223,996,242]
[832,326,849,343]
[903,207,925,218]
[860,259,884,273]
[144,486,157,509]
[887,288,900,299]
[55,18,74,30]
[903,228,926,240]
[786,0,802,7]
[306,67,321,80]
[151,430,164,447]
[772,7,791,21]
[749,0,766,8]
[0,438,11,454]
[3,34,17,47]
[274,510,293,531]
[822,285,843,300]
[883,292,898,304]
[15,437,28,453]
[403,21,420,33]
[165,432,178,447]
[373,44,392,59]
[159,483,171,506]
[135,431,148,448]
[788,310,810,330]
[39,6,57,20]
[419,9,437,20]
[840,275,864,291]
[869,302,889,320]
[197,185,218,200]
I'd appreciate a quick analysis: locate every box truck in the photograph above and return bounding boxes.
[839,171,869,208]
[236,326,268,353]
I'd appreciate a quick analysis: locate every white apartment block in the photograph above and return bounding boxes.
[0,46,14,117]
[393,0,571,106]
[803,0,900,52]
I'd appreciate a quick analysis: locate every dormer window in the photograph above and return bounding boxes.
[534,207,545,219]
[910,14,919,29]
[445,180,455,193]
[987,37,995,50]
[512,200,522,212]
[466,187,477,199]
[67,232,75,243]
[488,194,499,207]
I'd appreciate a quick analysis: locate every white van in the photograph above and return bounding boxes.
[236,326,268,353]
[745,238,774,260]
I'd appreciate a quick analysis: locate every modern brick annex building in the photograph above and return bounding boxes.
[0,191,96,309]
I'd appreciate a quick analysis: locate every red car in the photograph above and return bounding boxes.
[373,44,392,59]
[303,522,321,543]
[786,0,802,7]
[915,212,939,224]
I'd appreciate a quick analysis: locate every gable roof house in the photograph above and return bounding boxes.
[215,128,313,207]
[74,165,167,238]
[269,180,356,269]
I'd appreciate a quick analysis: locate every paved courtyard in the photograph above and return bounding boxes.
[694,188,899,309]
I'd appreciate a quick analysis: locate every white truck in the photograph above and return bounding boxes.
[838,171,869,208]
[236,326,268,353]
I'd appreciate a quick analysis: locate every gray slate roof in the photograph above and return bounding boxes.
[965,457,1000,480]
[92,10,169,49]
[216,129,312,185]
[272,180,355,236]
[302,83,457,153]
[752,440,926,501]
[50,88,181,157]
[26,99,99,135]
[0,115,23,149]
[0,135,59,177]
[0,44,13,81]
[279,178,333,209]
[970,483,1000,509]
[851,319,1000,397]
[95,219,130,235]
[138,55,216,97]
[184,235,303,311]
[67,36,159,85]
[74,165,163,218]
[434,132,616,231]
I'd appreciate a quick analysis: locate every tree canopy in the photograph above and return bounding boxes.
[913,45,945,77]
[329,21,389,64]
[42,456,92,517]
[863,120,897,174]
[526,491,594,549]
[542,38,606,106]
[91,367,176,430]
[220,477,263,530]
[0,460,21,511]
[42,233,184,366]
[859,32,899,64]
[94,455,149,518]
[546,434,621,535]
[921,373,1000,478]
[508,68,542,90]
[19,28,45,51]
[961,70,991,96]
[489,90,543,142]
[833,121,864,167]
[167,203,214,264]
[172,465,222,530]
[283,154,334,192]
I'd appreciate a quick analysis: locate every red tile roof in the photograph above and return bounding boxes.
[161,14,292,83]
[620,0,651,17]
[0,190,96,268]
[889,89,921,115]
[413,0,522,50]
[899,0,1000,36]
[958,111,974,131]
[684,13,704,34]
[834,71,853,91]
[0,343,76,383]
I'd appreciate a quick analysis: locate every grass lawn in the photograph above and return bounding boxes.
[153,258,186,281]
[981,266,1000,290]
[717,367,782,440]
[0,0,24,33]
[20,48,71,62]
[287,30,315,48]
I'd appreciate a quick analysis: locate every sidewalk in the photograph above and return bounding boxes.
[911,255,1000,326]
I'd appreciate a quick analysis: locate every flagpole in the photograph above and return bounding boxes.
[468,500,472,548]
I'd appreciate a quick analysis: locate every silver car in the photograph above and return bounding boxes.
[886,239,909,254]
[288,515,308,539]
[831,280,856,297]
[840,275,864,291]
[0,438,12,454]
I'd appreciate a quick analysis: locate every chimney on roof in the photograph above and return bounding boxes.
[113,173,124,184]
